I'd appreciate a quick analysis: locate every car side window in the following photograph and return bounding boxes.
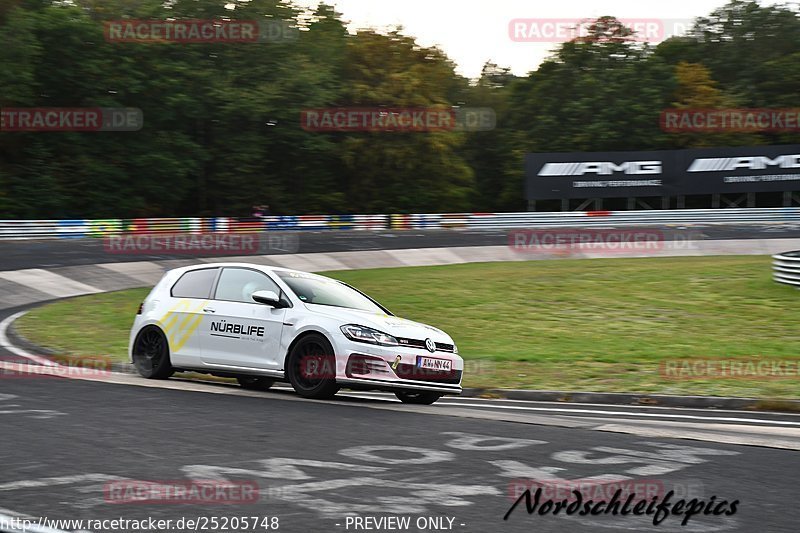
[170,268,219,299]
[214,268,282,304]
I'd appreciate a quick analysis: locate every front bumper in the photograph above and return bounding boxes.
[332,337,464,395]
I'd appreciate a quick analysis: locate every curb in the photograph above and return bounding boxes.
[8,319,138,375]
[461,387,800,412]
[7,320,58,356]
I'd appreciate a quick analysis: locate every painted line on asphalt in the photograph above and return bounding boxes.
[441,402,800,426]
[0,312,58,367]
[444,397,800,417]
[338,390,800,421]
[592,424,800,451]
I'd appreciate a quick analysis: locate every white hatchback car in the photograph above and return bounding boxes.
[129,263,463,404]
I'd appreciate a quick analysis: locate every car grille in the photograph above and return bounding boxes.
[396,337,456,353]
[346,354,389,377]
[392,363,462,385]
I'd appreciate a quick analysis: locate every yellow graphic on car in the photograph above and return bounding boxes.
[158,299,208,353]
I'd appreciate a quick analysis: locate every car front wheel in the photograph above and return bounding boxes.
[395,390,442,405]
[286,333,340,400]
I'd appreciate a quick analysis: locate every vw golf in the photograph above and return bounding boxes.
[129,263,463,404]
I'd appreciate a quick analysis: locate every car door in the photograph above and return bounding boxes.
[161,267,219,367]
[199,267,287,370]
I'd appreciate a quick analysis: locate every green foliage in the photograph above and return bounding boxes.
[0,1,799,217]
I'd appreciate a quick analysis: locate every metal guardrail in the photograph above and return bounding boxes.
[0,215,388,240]
[1,208,800,239]
[773,251,800,287]
[397,208,800,230]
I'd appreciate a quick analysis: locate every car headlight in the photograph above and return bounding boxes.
[340,324,399,346]
[453,344,458,354]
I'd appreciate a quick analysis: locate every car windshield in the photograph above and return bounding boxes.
[277,272,387,314]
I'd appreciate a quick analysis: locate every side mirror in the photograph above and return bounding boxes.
[251,290,283,307]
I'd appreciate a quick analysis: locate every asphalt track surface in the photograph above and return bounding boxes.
[1,303,799,533]
[1,229,800,533]
[3,224,800,271]
[1,370,798,533]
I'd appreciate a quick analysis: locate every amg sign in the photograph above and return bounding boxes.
[526,145,800,200]
[687,155,800,172]
[538,161,662,176]
[526,150,671,199]
[678,145,800,194]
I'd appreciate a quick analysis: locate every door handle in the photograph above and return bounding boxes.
[203,307,216,313]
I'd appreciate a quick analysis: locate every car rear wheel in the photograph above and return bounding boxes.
[237,376,275,391]
[395,390,442,405]
[132,326,174,379]
[286,333,339,399]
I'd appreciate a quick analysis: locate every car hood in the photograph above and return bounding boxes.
[303,303,452,342]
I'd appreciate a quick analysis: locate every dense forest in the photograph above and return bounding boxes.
[1,0,799,218]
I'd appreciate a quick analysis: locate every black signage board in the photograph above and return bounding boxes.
[526,145,800,199]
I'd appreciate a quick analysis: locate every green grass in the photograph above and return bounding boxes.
[15,288,151,362]
[14,256,800,398]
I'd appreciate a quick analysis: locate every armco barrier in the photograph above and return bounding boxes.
[773,251,800,287]
[0,215,388,240]
[2,208,800,239]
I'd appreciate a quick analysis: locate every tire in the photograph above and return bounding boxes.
[237,376,275,391]
[395,390,442,405]
[132,326,174,379]
[285,333,340,399]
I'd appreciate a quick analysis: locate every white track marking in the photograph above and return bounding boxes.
[341,391,800,419]
[593,424,800,451]
[0,508,34,518]
[0,311,59,366]
[0,409,65,419]
[182,459,387,482]
[439,395,800,415]
[442,402,800,426]
[442,432,546,451]
[0,474,123,492]
[0,269,100,298]
[338,445,455,465]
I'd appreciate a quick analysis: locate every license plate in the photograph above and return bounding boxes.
[416,356,452,372]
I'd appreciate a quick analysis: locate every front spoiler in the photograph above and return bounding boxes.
[336,376,462,395]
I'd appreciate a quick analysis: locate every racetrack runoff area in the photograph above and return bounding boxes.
[15,255,800,400]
